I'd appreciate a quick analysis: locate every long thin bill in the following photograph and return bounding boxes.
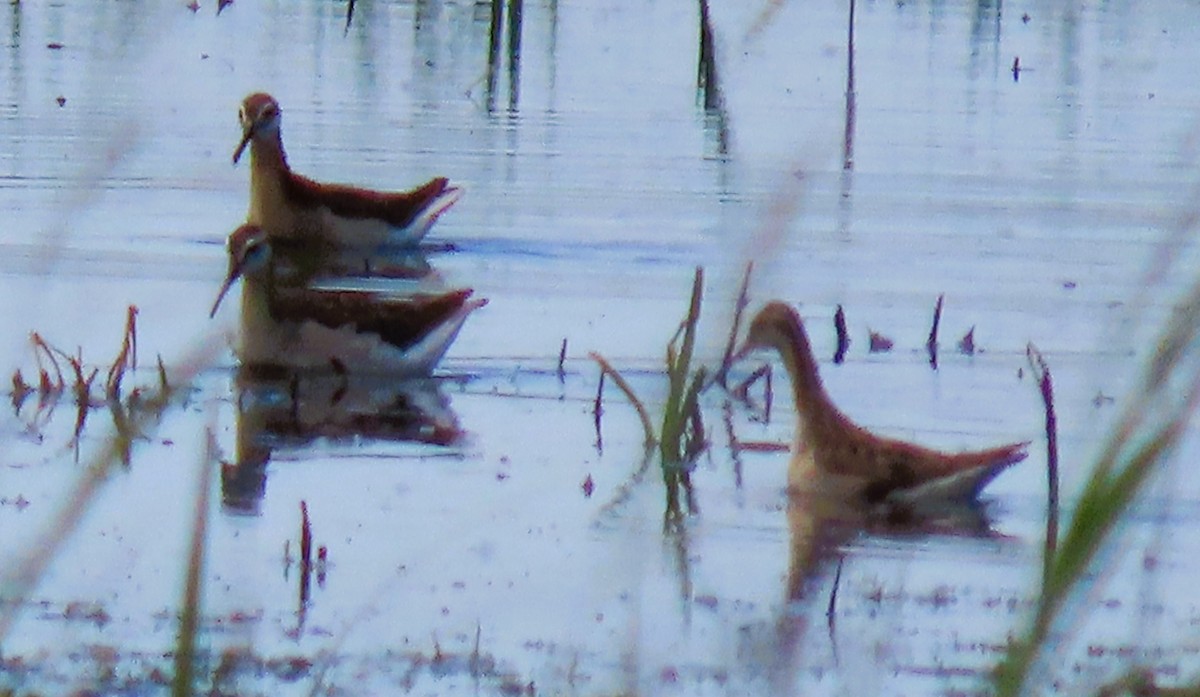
[232,128,253,164]
[209,268,241,318]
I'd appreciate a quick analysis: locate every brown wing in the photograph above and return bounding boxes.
[861,437,1029,503]
[271,287,474,350]
[284,175,451,228]
[812,415,1028,497]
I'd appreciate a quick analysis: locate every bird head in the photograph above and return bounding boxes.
[210,224,271,318]
[233,92,281,164]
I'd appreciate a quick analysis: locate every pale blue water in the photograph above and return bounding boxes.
[1,1,1200,694]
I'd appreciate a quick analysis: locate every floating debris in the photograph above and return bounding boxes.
[868,331,893,353]
[958,326,976,355]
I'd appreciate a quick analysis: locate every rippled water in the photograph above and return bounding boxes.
[2,0,1200,694]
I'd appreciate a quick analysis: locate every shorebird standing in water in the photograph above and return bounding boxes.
[210,224,484,375]
[233,92,462,252]
[738,301,1028,511]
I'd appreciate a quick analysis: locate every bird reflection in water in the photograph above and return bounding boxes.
[221,368,464,515]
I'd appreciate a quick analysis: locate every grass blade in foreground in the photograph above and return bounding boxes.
[172,428,218,697]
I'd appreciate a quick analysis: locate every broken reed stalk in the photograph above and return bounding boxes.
[106,306,139,400]
[57,347,97,407]
[31,333,65,394]
[927,293,944,368]
[171,428,217,697]
[1026,343,1060,576]
[716,262,753,387]
[589,352,655,448]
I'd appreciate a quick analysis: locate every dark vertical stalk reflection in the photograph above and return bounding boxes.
[838,0,857,238]
[696,0,729,156]
[506,0,523,111]
[486,0,503,114]
[485,0,523,115]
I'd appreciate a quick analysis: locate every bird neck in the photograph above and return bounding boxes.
[249,131,289,174]
[772,315,844,436]
[238,265,275,327]
[248,134,291,228]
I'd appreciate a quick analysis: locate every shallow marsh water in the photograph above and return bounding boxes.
[2,0,1200,694]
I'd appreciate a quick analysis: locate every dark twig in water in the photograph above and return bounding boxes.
[868,330,893,353]
[927,293,944,369]
[833,304,850,364]
[1026,343,1060,571]
[592,368,605,451]
[298,501,313,628]
[716,261,753,387]
[557,338,568,382]
[827,557,844,629]
[344,0,355,34]
[300,501,313,579]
